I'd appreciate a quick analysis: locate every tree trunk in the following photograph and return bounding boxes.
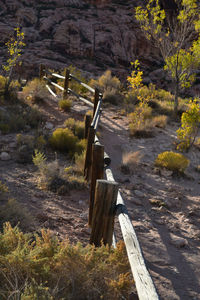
[174,81,179,117]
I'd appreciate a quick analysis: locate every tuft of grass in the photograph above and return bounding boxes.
[155,151,190,173]
[121,151,143,174]
[58,99,72,112]
[0,199,35,231]
[151,115,168,128]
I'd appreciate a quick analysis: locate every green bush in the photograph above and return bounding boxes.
[49,128,79,155]
[155,151,190,173]
[0,224,133,299]
[58,99,72,111]
[65,118,85,139]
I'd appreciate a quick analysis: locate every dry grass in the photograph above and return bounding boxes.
[151,115,168,128]
[22,78,49,103]
[121,151,143,174]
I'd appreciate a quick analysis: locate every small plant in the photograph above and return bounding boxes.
[32,149,47,169]
[22,78,49,103]
[128,103,153,137]
[0,181,8,198]
[0,199,34,231]
[49,128,79,156]
[176,99,200,151]
[151,115,168,128]
[65,118,85,139]
[90,70,122,105]
[155,151,190,173]
[58,99,72,112]
[127,60,153,137]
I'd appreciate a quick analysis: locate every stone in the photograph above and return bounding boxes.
[9,142,17,148]
[160,169,173,177]
[129,196,142,206]
[0,152,11,161]
[170,234,188,248]
[45,122,54,130]
[134,190,144,197]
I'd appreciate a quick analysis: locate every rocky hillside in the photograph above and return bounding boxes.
[0,0,164,82]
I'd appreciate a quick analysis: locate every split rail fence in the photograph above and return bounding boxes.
[40,64,159,300]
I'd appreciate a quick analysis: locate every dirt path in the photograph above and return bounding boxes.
[99,107,200,300]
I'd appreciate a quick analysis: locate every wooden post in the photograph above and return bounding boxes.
[39,64,45,80]
[93,88,99,117]
[84,126,95,181]
[84,114,92,139]
[89,144,104,227]
[63,68,70,99]
[90,179,118,247]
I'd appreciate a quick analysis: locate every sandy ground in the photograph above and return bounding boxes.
[0,96,200,299]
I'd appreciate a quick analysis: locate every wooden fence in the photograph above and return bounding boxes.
[40,64,159,300]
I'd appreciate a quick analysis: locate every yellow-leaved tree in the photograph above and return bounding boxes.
[135,0,200,115]
[2,27,25,96]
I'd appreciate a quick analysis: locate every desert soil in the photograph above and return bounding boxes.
[0,95,200,300]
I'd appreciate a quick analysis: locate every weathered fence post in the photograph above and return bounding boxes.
[39,64,45,80]
[90,179,118,247]
[84,126,95,180]
[63,68,70,98]
[89,144,104,226]
[93,88,99,117]
[84,114,92,139]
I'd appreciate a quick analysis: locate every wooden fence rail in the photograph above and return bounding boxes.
[40,64,159,300]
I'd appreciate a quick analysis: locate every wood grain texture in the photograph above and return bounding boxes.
[90,179,118,247]
[105,168,159,300]
[89,144,104,226]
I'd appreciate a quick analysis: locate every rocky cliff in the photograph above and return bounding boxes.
[0,0,165,82]
[0,0,199,95]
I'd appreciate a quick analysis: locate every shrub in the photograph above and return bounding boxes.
[0,199,34,231]
[128,101,153,137]
[22,78,49,103]
[49,128,78,155]
[0,224,133,299]
[176,99,200,151]
[65,118,85,139]
[58,99,72,112]
[155,151,190,173]
[90,70,122,105]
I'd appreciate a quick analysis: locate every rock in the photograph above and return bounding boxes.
[45,122,54,130]
[129,196,142,206]
[9,142,17,149]
[154,218,165,225]
[170,234,188,248]
[134,190,144,197]
[160,169,173,177]
[0,152,11,161]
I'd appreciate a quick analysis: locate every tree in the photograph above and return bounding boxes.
[135,0,200,115]
[2,27,25,96]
